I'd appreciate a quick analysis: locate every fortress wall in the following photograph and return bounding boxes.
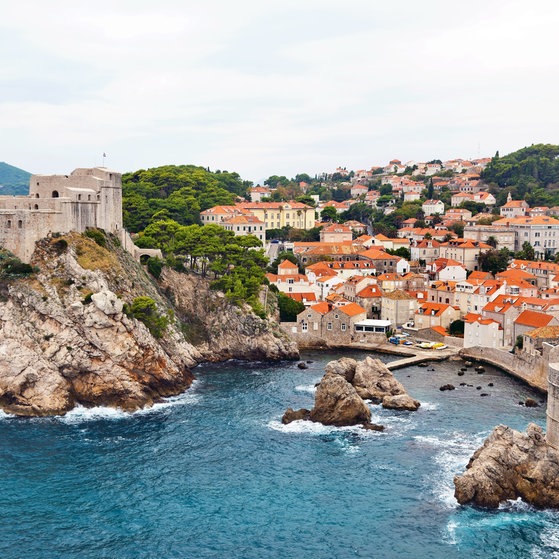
[0,210,62,261]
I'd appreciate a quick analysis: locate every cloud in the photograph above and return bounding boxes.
[1,0,558,179]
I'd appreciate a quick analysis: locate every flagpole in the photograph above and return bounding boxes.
[102,152,106,167]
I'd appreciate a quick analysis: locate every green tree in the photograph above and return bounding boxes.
[277,293,305,322]
[517,241,536,261]
[320,206,339,222]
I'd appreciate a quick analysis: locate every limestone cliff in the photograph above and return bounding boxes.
[0,233,298,416]
[454,423,559,509]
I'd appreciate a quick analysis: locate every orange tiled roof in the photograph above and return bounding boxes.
[337,302,367,317]
[514,310,554,328]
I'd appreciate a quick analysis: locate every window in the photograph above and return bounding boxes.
[341,323,346,331]
[327,322,332,330]
[6,220,11,228]
[18,220,23,229]
[302,321,308,332]
[52,190,59,198]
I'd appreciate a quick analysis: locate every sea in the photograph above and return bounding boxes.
[1,350,558,559]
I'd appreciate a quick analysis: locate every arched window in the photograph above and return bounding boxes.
[35,193,40,198]
[52,190,59,198]
[7,220,11,228]
[34,204,39,210]
[18,220,23,229]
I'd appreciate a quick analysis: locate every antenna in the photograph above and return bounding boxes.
[102,152,107,167]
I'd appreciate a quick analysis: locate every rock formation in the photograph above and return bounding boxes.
[308,372,371,426]
[454,423,559,509]
[0,233,298,417]
[282,356,420,427]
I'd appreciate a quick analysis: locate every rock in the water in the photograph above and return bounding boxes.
[351,356,407,402]
[382,394,420,411]
[440,384,455,391]
[457,371,465,376]
[309,372,371,426]
[282,408,311,424]
[325,357,357,383]
[454,423,559,509]
[525,398,539,408]
[361,422,385,431]
[297,362,308,369]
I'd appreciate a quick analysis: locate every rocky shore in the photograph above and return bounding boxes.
[454,423,559,509]
[283,356,420,429]
[0,234,298,417]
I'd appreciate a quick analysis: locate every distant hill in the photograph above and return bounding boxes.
[0,162,31,195]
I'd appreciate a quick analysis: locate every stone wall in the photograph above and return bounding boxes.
[547,362,559,449]
[281,322,386,349]
[459,346,553,392]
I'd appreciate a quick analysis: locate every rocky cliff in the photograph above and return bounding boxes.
[454,423,559,509]
[0,233,298,416]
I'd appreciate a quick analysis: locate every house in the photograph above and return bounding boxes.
[410,239,440,263]
[265,260,318,297]
[523,326,559,356]
[422,199,445,216]
[237,201,315,230]
[492,216,559,258]
[320,223,353,243]
[350,184,368,198]
[481,295,525,347]
[221,214,266,243]
[462,224,516,251]
[427,258,467,281]
[438,238,492,271]
[358,247,410,275]
[500,193,529,218]
[454,279,505,315]
[513,310,559,342]
[249,186,272,202]
[293,241,363,264]
[354,283,383,318]
[292,302,367,345]
[381,290,418,327]
[463,313,504,349]
[414,302,460,331]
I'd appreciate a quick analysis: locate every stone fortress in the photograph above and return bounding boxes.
[0,167,158,262]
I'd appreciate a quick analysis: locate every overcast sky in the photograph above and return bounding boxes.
[1,0,558,182]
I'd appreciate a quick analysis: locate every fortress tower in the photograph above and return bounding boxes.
[0,167,123,261]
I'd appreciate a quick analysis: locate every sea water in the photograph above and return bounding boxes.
[0,350,557,559]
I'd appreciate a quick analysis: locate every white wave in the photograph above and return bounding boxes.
[443,519,458,546]
[415,431,485,509]
[295,384,318,394]
[58,383,201,424]
[0,409,15,420]
[419,402,438,411]
[267,419,383,438]
[532,524,559,558]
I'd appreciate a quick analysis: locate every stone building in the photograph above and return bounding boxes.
[0,167,124,262]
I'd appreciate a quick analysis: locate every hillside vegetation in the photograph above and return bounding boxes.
[0,162,31,195]
[482,144,559,207]
[122,165,252,232]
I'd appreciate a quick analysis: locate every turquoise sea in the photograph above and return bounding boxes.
[1,350,557,559]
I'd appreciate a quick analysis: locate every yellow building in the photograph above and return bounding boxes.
[236,201,315,230]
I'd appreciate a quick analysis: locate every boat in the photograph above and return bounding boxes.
[435,345,448,350]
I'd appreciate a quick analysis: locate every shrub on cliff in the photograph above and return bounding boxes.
[124,296,170,339]
[83,228,107,248]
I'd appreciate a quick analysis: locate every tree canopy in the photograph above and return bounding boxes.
[122,165,252,232]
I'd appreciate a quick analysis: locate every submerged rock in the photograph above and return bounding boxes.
[282,408,311,424]
[454,423,559,509]
[439,384,455,391]
[382,394,420,411]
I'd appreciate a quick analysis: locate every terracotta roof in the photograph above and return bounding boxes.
[357,285,383,298]
[463,313,502,327]
[337,302,367,317]
[309,302,330,314]
[525,325,559,339]
[278,259,298,270]
[286,292,317,303]
[514,310,554,328]
[431,326,448,336]
[382,289,414,300]
[358,248,400,261]
[416,302,455,317]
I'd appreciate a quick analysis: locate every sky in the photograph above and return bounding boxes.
[1,0,558,183]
